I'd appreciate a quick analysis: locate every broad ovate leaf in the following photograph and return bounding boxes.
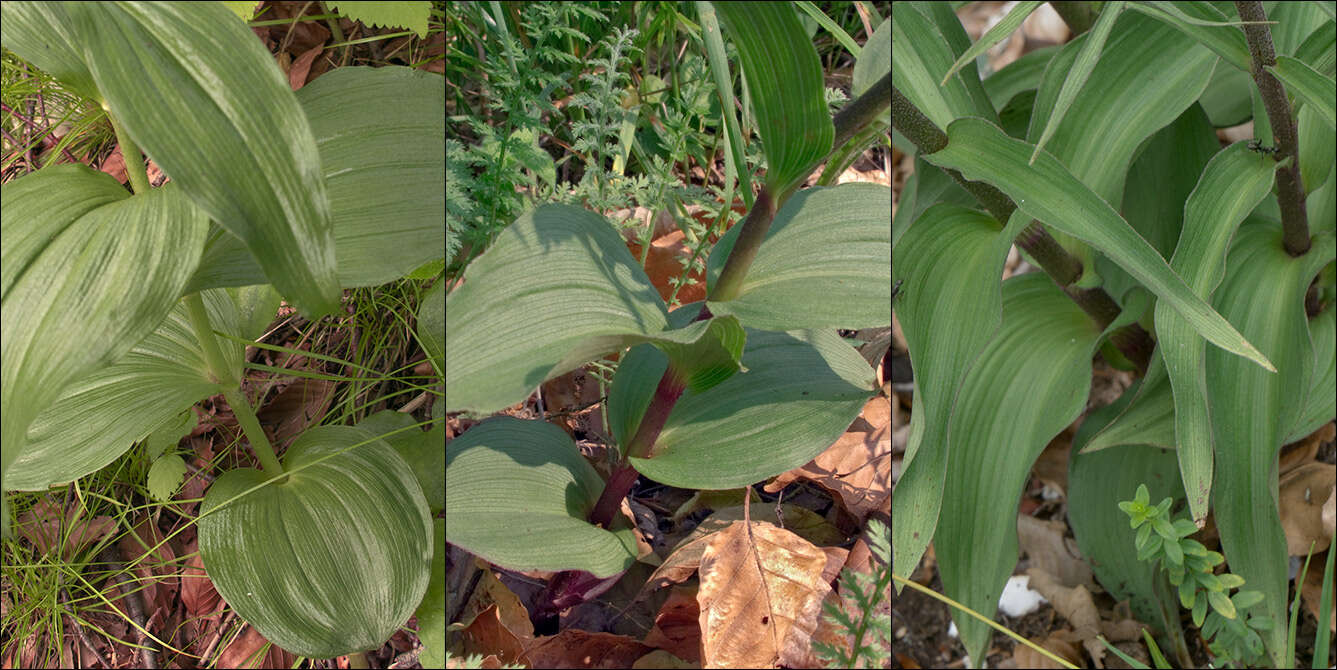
[6,289,242,491]
[447,204,744,415]
[609,305,876,490]
[418,279,444,378]
[2,167,207,505]
[185,66,446,292]
[705,184,891,331]
[199,426,432,658]
[76,1,340,317]
[446,417,638,577]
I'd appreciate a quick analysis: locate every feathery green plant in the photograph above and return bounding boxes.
[812,517,891,669]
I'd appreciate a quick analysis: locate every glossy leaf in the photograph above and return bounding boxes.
[445,417,638,578]
[77,1,340,317]
[704,184,890,331]
[713,2,832,195]
[199,426,432,658]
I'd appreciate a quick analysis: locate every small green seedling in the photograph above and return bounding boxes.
[1119,484,1274,668]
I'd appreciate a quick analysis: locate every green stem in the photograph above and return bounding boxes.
[107,112,150,195]
[184,293,284,477]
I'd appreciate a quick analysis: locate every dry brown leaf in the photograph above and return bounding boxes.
[1012,632,1082,669]
[697,520,830,669]
[764,396,891,522]
[523,629,652,668]
[218,625,296,669]
[457,604,532,667]
[180,541,222,621]
[1279,462,1335,555]
[288,44,323,90]
[15,496,115,560]
[1017,514,1098,592]
[642,586,703,664]
[1025,568,1105,668]
[1300,549,1336,633]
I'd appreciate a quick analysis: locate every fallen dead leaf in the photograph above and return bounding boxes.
[1279,462,1336,555]
[764,396,891,522]
[697,520,830,669]
[523,628,652,668]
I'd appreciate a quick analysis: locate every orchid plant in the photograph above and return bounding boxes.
[2,1,444,663]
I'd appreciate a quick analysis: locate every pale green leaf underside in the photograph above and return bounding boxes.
[200,426,433,658]
[923,117,1274,372]
[706,184,892,331]
[445,417,638,578]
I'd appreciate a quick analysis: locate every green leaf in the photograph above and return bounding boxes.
[418,279,444,379]
[143,409,197,461]
[1198,571,1224,592]
[77,1,340,317]
[705,184,891,330]
[199,426,432,658]
[0,2,99,98]
[327,1,430,38]
[1162,535,1183,566]
[2,167,208,496]
[1155,142,1283,526]
[922,117,1274,373]
[1137,533,1163,562]
[892,205,1030,585]
[713,2,832,195]
[446,204,748,415]
[1266,56,1336,130]
[186,67,446,293]
[445,417,638,577]
[146,454,187,503]
[358,410,442,513]
[1207,223,1336,665]
[1181,539,1209,556]
[1217,573,1247,590]
[1172,519,1200,539]
[1208,589,1237,619]
[1153,518,1177,541]
[1231,589,1264,611]
[1179,576,1197,609]
[1135,521,1153,550]
[615,320,874,490]
[416,519,446,669]
[1192,591,1208,627]
[852,12,891,127]
[1027,1,1126,164]
[932,273,1107,666]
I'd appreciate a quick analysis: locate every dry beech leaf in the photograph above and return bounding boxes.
[1017,514,1098,592]
[218,625,296,669]
[697,520,830,669]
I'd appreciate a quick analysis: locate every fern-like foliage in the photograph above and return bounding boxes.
[567,25,641,217]
[813,517,892,669]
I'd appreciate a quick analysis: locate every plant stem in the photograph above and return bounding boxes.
[1235,1,1310,257]
[107,112,150,195]
[623,369,687,460]
[184,293,284,477]
[708,188,776,302]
